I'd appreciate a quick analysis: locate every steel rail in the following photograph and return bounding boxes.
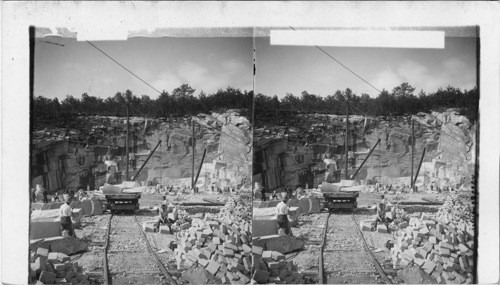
[103,214,113,285]
[319,212,332,284]
[133,215,178,285]
[350,214,392,284]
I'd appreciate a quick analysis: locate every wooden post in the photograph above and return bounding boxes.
[345,103,349,180]
[125,103,129,181]
[411,119,414,188]
[191,122,195,189]
[194,149,207,186]
[350,138,381,180]
[413,147,426,187]
[132,140,162,181]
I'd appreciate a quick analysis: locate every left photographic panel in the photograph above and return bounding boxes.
[30,28,254,285]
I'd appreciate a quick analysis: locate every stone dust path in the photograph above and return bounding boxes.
[323,212,385,284]
[107,214,169,285]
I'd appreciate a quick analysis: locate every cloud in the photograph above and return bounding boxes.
[371,68,404,92]
[151,70,183,93]
[369,57,476,97]
[177,61,228,93]
[222,58,246,73]
[135,58,251,97]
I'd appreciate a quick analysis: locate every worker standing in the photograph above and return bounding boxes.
[31,188,36,203]
[261,187,267,202]
[374,194,390,233]
[59,196,74,237]
[42,187,49,204]
[276,193,292,235]
[171,204,179,223]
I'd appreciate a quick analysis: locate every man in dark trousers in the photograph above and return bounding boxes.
[31,188,36,203]
[42,187,49,204]
[374,194,390,233]
[59,196,74,237]
[261,187,267,202]
[276,193,292,235]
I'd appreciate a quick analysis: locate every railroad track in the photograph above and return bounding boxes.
[319,211,391,284]
[102,213,176,285]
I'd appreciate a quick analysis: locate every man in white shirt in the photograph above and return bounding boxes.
[374,194,390,233]
[59,196,74,237]
[276,193,292,235]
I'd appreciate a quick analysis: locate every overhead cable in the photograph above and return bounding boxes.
[289,26,382,94]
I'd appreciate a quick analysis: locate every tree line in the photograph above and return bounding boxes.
[33,82,478,128]
[32,84,253,122]
[255,82,478,122]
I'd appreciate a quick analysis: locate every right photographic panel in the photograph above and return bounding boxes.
[251,27,478,284]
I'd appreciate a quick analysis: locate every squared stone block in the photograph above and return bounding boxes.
[36,247,49,258]
[223,248,235,257]
[224,242,238,251]
[252,269,270,284]
[53,263,66,271]
[422,260,437,275]
[242,244,252,253]
[262,251,273,262]
[213,237,222,245]
[377,224,388,233]
[399,222,409,229]
[56,270,66,278]
[57,253,70,263]
[34,256,47,274]
[414,258,425,267]
[440,247,451,257]
[160,226,172,234]
[252,246,263,256]
[458,243,469,252]
[198,258,209,267]
[47,252,59,262]
[206,260,221,276]
[227,272,239,281]
[39,270,57,284]
[143,223,155,233]
[252,216,277,238]
[65,270,76,280]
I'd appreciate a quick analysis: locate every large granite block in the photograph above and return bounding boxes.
[35,236,88,255]
[252,216,277,238]
[30,221,61,240]
[253,235,304,254]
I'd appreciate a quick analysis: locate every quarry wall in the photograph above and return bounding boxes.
[253,109,476,191]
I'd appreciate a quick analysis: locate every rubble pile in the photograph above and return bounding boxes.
[390,199,475,284]
[29,247,89,285]
[174,197,253,284]
[437,194,475,225]
[218,196,252,222]
[251,246,304,284]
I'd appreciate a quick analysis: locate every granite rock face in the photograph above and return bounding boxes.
[143,110,252,190]
[32,110,252,193]
[254,110,476,191]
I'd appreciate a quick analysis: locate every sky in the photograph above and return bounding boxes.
[34,35,477,100]
[255,36,477,98]
[34,37,253,99]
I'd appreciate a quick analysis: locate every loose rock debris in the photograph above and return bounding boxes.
[174,196,254,284]
[390,194,475,284]
[30,247,89,285]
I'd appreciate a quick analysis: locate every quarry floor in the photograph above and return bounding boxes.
[34,192,228,285]
[30,191,455,284]
[289,191,446,284]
